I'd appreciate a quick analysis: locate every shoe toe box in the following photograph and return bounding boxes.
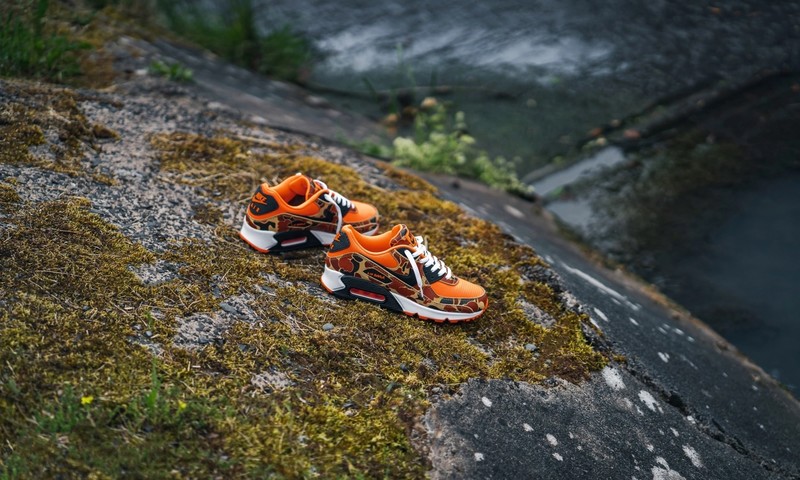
[344,200,379,228]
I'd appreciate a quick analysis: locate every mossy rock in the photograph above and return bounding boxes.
[0,81,118,184]
[0,95,606,477]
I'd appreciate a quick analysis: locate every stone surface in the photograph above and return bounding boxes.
[426,174,800,479]
[426,376,772,479]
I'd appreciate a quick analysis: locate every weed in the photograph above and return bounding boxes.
[390,104,532,194]
[123,360,179,431]
[0,0,89,82]
[34,388,87,434]
[149,59,193,82]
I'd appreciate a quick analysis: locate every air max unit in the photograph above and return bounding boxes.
[240,173,379,253]
[321,224,488,323]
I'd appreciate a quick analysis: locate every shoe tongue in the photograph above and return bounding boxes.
[390,224,417,247]
[290,174,320,199]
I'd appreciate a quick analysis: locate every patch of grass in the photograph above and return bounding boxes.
[149,59,193,82]
[157,0,312,83]
[0,0,90,82]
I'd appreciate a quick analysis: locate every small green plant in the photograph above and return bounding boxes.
[392,104,531,194]
[343,138,393,159]
[34,388,88,434]
[149,59,193,82]
[0,0,89,81]
[124,360,179,430]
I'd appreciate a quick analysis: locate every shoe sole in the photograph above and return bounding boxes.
[320,266,485,324]
[239,218,378,253]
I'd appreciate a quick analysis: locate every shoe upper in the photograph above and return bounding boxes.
[326,224,488,314]
[246,174,379,235]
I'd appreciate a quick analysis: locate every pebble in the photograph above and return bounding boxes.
[525,343,538,352]
[145,330,153,337]
[322,323,334,331]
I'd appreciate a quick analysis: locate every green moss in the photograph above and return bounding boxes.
[1,131,606,477]
[0,181,20,213]
[192,202,224,225]
[91,123,118,140]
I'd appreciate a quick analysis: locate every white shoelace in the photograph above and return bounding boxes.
[314,179,354,234]
[403,236,453,299]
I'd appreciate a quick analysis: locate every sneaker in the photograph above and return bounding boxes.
[240,173,379,253]
[321,224,488,323]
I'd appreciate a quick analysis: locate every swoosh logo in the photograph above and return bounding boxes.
[384,249,418,287]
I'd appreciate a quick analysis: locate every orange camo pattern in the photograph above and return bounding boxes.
[249,199,377,234]
[326,251,487,314]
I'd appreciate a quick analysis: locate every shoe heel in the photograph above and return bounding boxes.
[320,267,405,313]
[320,266,346,292]
[239,218,278,253]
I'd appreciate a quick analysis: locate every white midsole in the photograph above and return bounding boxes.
[321,266,346,291]
[320,267,482,321]
[390,292,482,321]
[240,219,379,251]
[240,218,279,250]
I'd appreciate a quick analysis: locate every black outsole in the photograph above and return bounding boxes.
[327,275,405,314]
[325,275,483,324]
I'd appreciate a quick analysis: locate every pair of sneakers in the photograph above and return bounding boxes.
[239,173,488,323]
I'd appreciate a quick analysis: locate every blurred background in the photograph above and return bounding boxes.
[5,0,798,392]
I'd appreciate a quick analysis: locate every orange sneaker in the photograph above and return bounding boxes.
[321,224,488,323]
[240,173,379,253]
